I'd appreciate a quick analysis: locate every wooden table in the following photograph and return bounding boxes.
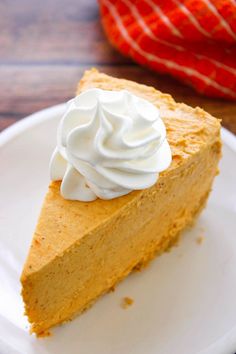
[1,0,235,134]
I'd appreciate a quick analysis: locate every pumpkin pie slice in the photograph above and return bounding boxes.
[21,68,221,336]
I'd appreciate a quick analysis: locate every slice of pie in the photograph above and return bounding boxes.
[21,68,221,336]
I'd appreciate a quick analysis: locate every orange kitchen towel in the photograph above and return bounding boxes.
[99,0,236,100]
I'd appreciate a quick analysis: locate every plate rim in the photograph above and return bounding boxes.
[0,105,236,354]
[0,104,66,148]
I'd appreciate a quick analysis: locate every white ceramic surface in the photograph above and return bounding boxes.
[0,105,236,354]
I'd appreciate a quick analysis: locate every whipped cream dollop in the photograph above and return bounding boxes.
[50,88,172,201]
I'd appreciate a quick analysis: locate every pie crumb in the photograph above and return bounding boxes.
[121,297,134,309]
[109,285,115,293]
[37,330,51,338]
[196,235,205,245]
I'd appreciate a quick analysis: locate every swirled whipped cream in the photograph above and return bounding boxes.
[50,88,172,201]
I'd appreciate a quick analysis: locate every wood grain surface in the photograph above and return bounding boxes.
[0,0,235,134]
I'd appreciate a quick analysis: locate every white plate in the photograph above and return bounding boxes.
[0,105,236,354]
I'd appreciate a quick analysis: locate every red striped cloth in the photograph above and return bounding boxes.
[99,0,236,100]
